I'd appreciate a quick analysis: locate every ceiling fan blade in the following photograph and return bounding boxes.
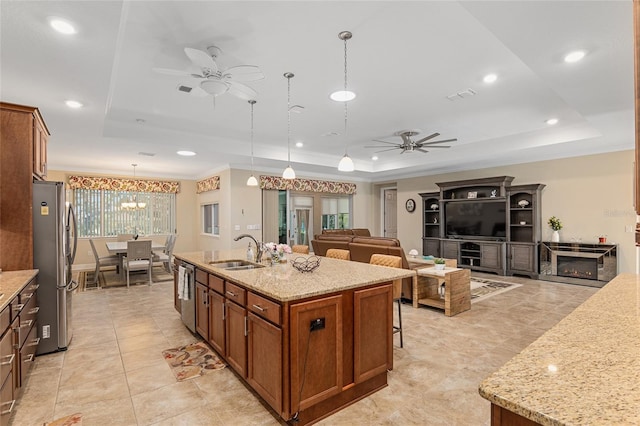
[418,145,450,149]
[372,139,400,145]
[417,148,430,153]
[421,138,457,146]
[222,65,265,82]
[184,47,217,72]
[227,81,257,100]
[364,145,400,148]
[189,86,210,97]
[375,147,400,153]
[153,67,203,78]
[414,133,440,144]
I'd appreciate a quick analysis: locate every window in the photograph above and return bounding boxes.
[321,196,351,230]
[203,203,219,236]
[73,189,176,237]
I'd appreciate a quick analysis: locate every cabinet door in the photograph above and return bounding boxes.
[32,118,47,180]
[423,238,441,257]
[173,270,181,313]
[290,295,342,412]
[442,240,459,260]
[354,284,392,379]
[247,312,282,413]
[480,244,501,269]
[208,291,225,355]
[195,283,209,339]
[509,244,535,272]
[225,301,247,378]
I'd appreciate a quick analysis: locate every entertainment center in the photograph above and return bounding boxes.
[420,176,545,277]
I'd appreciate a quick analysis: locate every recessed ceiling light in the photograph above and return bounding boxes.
[483,73,497,84]
[329,90,356,102]
[49,17,77,35]
[371,155,378,161]
[177,150,196,156]
[65,100,83,109]
[564,50,586,63]
[546,118,559,125]
[295,142,303,148]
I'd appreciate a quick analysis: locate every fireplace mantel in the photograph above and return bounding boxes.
[539,242,617,287]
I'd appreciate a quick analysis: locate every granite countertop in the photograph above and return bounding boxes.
[0,270,39,310]
[174,250,415,302]
[479,273,640,425]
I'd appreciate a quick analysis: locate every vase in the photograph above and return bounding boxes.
[435,263,445,270]
[551,230,560,242]
[270,251,280,265]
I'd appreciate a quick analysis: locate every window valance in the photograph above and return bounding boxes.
[196,176,220,193]
[259,175,356,195]
[68,175,180,194]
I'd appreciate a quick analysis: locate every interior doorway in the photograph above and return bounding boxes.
[289,196,313,247]
[383,188,397,238]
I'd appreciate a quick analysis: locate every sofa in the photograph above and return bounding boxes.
[321,228,371,237]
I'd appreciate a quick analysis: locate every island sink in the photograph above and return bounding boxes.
[208,260,265,270]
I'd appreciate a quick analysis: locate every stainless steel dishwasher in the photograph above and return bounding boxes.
[179,262,196,333]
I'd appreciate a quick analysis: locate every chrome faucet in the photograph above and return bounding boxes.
[234,234,264,263]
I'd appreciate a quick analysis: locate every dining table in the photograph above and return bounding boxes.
[106,240,166,278]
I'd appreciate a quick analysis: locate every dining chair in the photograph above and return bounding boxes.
[89,239,120,287]
[325,248,350,260]
[292,244,309,254]
[117,234,135,242]
[123,240,153,287]
[154,234,177,273]
[369,254,404,348]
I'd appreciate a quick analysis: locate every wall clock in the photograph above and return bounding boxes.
[405,198,416,213]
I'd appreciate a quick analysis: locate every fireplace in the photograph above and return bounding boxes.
[556,256,598,280]
[540,242,617,287]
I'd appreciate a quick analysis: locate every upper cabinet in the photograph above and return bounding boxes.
[634,1,640,216]
[0,102,50,271]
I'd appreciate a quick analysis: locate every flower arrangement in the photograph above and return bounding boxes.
[265,242,292,264]
[548,216,562,231]
[434,258,446,264]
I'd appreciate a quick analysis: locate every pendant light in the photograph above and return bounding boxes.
[336,31,355,172]
[121,164,146,210]
[282,72,296,179]
[246,100,258,187]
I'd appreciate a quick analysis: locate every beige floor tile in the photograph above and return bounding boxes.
[59,355,124,387]
[54,397,138,426]
[125,358,177,395]
[118,332,171,354]
[121,344,169,372]
[149,407,224,425]
[56,372,130,405]
[130,380,206,425]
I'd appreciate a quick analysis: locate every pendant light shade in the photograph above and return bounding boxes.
[246,100,259,187]
[121,164,146,210]
[282,72,296,180]
[336,31,355,172]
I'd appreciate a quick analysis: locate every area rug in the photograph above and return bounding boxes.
[76,265,173,291]
[470,278,522,303]
[45,413,82,426]
[162,341,225,381]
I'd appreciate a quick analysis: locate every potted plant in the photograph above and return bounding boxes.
[548,216,562,242]
[434,258,446,270]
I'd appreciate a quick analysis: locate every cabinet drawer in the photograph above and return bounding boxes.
[0,309,8,336]
[208,274,224,294]
[17,296,37,349]
[0,331,13,388]
[0,371,14,426]
[225,282,246,306]
[20,280,38,303]
[19,325,38,388]
[247,292,281,325]
[195,268,208,285]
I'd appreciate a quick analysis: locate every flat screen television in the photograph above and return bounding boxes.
[445,200,506,240]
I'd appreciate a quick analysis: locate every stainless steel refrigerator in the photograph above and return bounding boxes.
[33,181,77,355]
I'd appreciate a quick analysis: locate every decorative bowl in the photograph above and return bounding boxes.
[292,256,321,273]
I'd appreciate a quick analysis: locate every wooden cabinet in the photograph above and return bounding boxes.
[0,103,50,272]
[442,240,459,260]
[419,191,442,257]
[354,286,391,377]
[508,243,536,275]
[208,291,225,355]
[507,184,545,278]
[225,299,247,377]
[195,283,209,338]
[173,259,181,313]
[247,313,282,411]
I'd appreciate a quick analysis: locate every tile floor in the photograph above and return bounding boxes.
[10,274,598,425]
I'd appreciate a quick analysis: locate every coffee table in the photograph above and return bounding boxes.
[413,266,470,316]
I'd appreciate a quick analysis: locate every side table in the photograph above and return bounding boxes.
[413,267,470,316]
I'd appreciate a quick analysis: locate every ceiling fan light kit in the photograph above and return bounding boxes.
[282,72,296,180]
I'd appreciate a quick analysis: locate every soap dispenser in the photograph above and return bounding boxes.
[246,243,254,261]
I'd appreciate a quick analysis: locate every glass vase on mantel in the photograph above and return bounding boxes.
[551,230,560,242]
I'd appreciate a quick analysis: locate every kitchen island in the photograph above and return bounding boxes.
[174,250,415,425]
[479,273,640,425]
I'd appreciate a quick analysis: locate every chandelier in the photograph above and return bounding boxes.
[121,164,147,210]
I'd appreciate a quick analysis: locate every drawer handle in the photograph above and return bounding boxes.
[226,290,237,297]
[27,337,40,347]
[252,304,266,312]
[12,304,24,312]
[29,284,40,291]
[20,320,33,329]
[22,292,34,300]
[23,353,35,363]
[28,307,40,315]
[0,354,15,366]
[0,400,15,415]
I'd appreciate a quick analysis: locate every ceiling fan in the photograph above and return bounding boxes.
[366,129,457,154]
[153,46,264,100]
